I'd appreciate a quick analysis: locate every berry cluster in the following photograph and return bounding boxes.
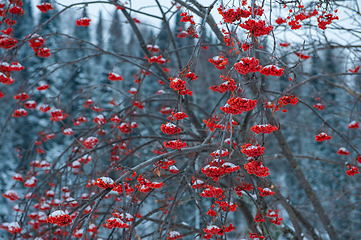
[267,209,283,225]
[217,6,251,23]
[240,19,274,37]
[209,77,237,93]
[27,34,51,58]
[258,187,275,197]
[201,160,239,181]
[12,108,27,117]
[241,143,265,157]
[337,147,350,155]
[346,165,359,176]
[295,52,311,59]
[147,55,167,64]
[135,175,163,193]
[220,97,257,115]
[313,102,325,110]
[83,136,99,149]
[147,44,160,53]
[106,217,129,228]
[348,121,360,129]
[164,139,187,149]
[36,3,53,13]
[161,122,181,135]
[275,17,287,24]
[2,190,20,201]
[251,124,278,134]
[93,177,116,189]
[315,132,332,142]
[76,17,91,27]
[244,158,269,177]
[180,12,195,25]
[260,65,284,76]
[234,57,262,74]
[278,95,298,107]
[108,72,123,81]
[209,55,229,70]
[169,78,186,91]
[318,12,339,30]
[47,210,72,226]
[171,111,188,120]
[200,186,224,198]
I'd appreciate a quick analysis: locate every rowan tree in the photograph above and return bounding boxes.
[0,0,361,240]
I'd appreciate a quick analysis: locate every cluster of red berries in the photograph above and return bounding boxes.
[108,72,123,81]
[0,34,18,49]
[180,12,195,25]
[315,132,332,142]
[47,210,72,226]
[76,17,91,26]
[295,52,311,59]
[318,12,339,30]
[171,111,188,120]
[241,143,265,157]
[83,136,99,149]
[251,124,278,134]
[1,62,25,73]
[50,109,68,122]
[169,78,186,91]
[258,187,275,197]
[200,185,224,198]
[209,55,229,70]
[135,175,163,193]
[215,200,237,212]
[164,139,187,149]
[1,222,22,234]
[313,102,325,110]
[37,3,53,13]
[13,108,27,117]
[346,165,359,176]
[348,121,360,129]
[267,209,283,225]
[254,212,266,223]
[250,232,265,239]
[93,177,116,189]
[209,77,237,93]
[112,182,134,194]
[147,55,167,64]
[184,71,197,81]
[203,118,223,132]
[275,17,287,24]
[217,6,251,23]
[244,158,270,177]
[94,114,106,125]
[147,44,160,53]
[240,19,274,37]
[279,42,290,47]
[27,34,51,58]
[221,97,257,115]
[2,190,20,201]
[203,225,223,239]
[337,147,350,155]
[202,160,239,181]
[161,122,181,135]
[234,57,262,74]
[260,65,284,76]
[106,217,129,228]
[278,95,298,107]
